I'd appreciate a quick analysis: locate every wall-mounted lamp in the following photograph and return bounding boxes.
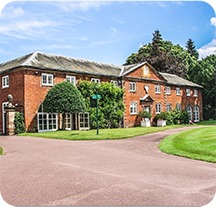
[35,71,39,75]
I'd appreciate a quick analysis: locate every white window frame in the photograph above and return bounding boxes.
[130,102,137,115]
[176,103,181,111]
[38,104,58,132]
[42,73,53,86]
[186,89,191,96]
[194,89,198,97]
[176,87,180,96]
[79,112,89,130]
[193,105,199,122]
[110,80,118,87]
[166,86,171,95]
[2,75,9,88]
[91,78,100,84]
[155,85,161,94]
[66,76,76,87]
[167,103,172,112]
[129,82,136,92]
[156,103,162,114]
[186,105,192,121]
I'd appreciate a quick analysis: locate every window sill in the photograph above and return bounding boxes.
[2,86,9,89]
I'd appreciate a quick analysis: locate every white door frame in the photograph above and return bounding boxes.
[2,102,8,134]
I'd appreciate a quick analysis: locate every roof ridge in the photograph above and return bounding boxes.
[21,51,40,66]
[40,51,122,69]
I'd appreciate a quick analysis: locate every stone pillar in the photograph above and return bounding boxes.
[5,94,16,135]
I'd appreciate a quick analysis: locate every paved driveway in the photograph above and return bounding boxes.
[0,126,216,206]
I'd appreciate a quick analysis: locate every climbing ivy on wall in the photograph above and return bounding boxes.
[77,80,125,129]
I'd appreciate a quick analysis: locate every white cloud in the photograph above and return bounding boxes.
[0,20,58,39]
[110,27,117,36]
[210,17,216,27]
[0,6,24,19]
[197,17,216,59]
[198,39,216,59]
[110,17,125,24]
[51,1,110,12]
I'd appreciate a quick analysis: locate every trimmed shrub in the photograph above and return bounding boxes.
[14,113,26,134]
[138,111,152,119]
[180,110,189,124]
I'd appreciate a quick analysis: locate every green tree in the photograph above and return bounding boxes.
[77,80,125,129]
[43,81,86,129]
[124,30,190,78]
[187,54,216,120]
[186,38,199,60]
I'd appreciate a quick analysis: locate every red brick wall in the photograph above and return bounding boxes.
[0,69,25,133]
[23,69,115,132]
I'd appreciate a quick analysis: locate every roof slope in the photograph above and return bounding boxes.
[0,51,203,88]
[0,51,122,76]
[159,72,203,88]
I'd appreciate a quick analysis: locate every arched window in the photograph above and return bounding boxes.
[193,105,199,122]
[37,104,58,132]
[186,105,192,121]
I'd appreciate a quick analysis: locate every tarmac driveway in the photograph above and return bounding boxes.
[0,126,216,206]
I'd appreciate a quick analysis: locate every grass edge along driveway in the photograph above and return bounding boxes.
[0,146,3,155]
[20,125,191,140]
[158,126,216,163]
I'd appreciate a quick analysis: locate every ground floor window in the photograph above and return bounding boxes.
[156,103,161,114]
[38,113,58,132]
[166,103,172,112]
[193,105,199,122]
[79,112,89,130]
[186,105,192,121]
[37,104,58,132]
[130,102,137,115]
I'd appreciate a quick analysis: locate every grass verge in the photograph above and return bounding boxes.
[158,126,216,163]
[0,146,3,155]
[19,125,189,140]
[196,119,216,125]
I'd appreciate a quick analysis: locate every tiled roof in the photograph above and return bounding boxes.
[159,72,203,88]
[0,51,122,77]
[0,51,203,88]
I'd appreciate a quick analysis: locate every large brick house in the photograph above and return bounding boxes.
[0,51,203,133]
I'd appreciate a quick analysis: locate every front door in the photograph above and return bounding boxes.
[144,106,150,113]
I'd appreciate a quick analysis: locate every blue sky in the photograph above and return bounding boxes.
[0,1,216,66]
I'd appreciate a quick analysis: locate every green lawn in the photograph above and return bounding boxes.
[158,126,216,163]
[20,125,188,140]
[0,146,3,155]
[196,119,216,125]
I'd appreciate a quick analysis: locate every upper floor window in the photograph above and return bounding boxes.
[2,75,9,88]
[42,73,53,86]
[129,82,136,92]
[110,80,118,87]
[156,103,162,114]
[155,85,161,94]
[194,89,198,97]
[130,102,137,115]
[167,103,172,112]
[66,76,76,87]
[186,89,191,96]
[176,87,180,96]
[91,78,100,84]
[166,86,171,95]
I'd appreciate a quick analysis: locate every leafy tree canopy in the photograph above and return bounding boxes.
[124,30,196,78]
[77,80,125,129]
[43,81,86,114]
